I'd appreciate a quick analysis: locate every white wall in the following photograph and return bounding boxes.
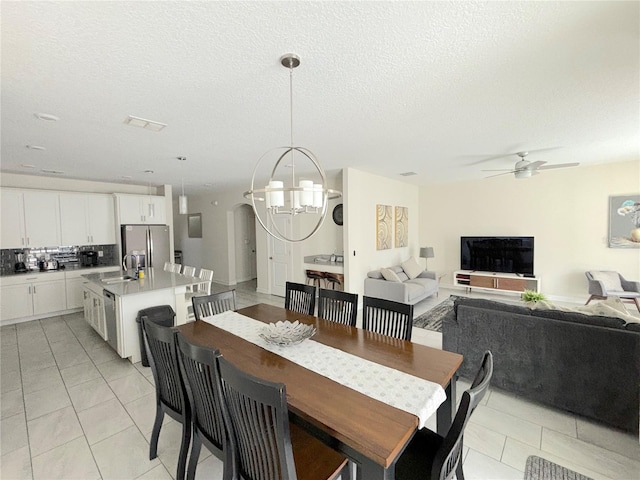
[419,160,640,301]
[173,171,344,291]
[344,168,420,297]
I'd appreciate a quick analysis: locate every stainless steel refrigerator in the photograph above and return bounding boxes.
[121,225,171,270]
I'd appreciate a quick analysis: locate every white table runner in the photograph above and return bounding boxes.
[203,310,446,429]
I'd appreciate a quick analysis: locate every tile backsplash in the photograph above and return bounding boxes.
[0,244,118,275]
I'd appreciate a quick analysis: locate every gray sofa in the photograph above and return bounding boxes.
[442,297,640,433]
[364,266,438,304]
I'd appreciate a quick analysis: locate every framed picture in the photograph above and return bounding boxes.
[188,213,202,238]
[376,205,393,250]
[609,195,640,248]
[395,206,408,248]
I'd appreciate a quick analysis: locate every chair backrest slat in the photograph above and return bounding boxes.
[192,290,237,321]
[141,319,186,415]
[176,334,226,455]
[433,351,493,480]
[284,282,316,316]
[318,288,358,326]
[362,296,413,341]
[217,356,297,480]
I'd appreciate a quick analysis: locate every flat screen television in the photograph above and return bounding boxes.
[461,236,534,275]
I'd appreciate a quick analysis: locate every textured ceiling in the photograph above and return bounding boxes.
[1,1,638,193]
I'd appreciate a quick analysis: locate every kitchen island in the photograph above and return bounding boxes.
[82,268,200,363]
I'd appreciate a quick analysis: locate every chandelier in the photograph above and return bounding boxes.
[244,54,341,243]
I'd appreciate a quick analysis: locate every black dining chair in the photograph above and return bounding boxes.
[362,296,414,341]
[318,288,358,327]
[175,334,228,480]
[285,281,316,316]
[216,356,349,480]
[141,319,190,480]
[395,351,494,480]
[192,290,237,321]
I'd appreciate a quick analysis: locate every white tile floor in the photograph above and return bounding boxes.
[1,282,639,480]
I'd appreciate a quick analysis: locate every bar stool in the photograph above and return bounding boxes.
[325,272,344,290]
[306,270,325,289]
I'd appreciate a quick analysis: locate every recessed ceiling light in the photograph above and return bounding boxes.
[144,170,154,174]
[204,183,214,187]
[41,169,64,174]
[399,172,418,176]
[21,164,37,169]
[124,115,167,132]
[26,145,46,150]
[34,113,59,122]
[120,175,132,179]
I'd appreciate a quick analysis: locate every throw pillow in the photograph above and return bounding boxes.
[401,256,423,280]
[590,271,623,291]
[380,268,402,282]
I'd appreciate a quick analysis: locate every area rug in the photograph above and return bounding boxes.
[412,295,460,332]
[524,456,594,480]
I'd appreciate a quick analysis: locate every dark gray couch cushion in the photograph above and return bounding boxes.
[453,297,532,317]
[533,308,626,329]
[443,299,640,433]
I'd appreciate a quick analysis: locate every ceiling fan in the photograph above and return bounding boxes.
[483,152,580,179]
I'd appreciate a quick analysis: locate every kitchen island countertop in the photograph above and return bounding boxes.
[83,268,199,296]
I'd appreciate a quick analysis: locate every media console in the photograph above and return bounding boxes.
[454,270,541,295]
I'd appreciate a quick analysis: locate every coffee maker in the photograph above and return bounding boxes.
[14,251,27,273]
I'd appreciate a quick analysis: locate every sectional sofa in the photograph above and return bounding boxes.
[442,297,640,433]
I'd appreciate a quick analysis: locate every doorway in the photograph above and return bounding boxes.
[233,204,257,283]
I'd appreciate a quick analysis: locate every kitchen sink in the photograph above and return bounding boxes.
[103,275,136,284]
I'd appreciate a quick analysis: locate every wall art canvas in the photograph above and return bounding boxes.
[376,204,393,250]
[609,194,640,248]
[395,206,408,248]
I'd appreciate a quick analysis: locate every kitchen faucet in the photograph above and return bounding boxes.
[122,252,138,271]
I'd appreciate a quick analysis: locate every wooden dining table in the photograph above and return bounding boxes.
[177,303,463,480]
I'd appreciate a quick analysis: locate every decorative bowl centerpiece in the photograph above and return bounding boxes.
[259,320,316,346]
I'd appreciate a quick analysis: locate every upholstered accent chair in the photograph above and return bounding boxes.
[585,271,640,313]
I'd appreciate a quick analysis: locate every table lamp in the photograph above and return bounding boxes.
[420,247,434,269]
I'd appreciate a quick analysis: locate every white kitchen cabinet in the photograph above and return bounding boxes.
[83,283,107,340]
[116,194,166,225]
[32,280,66,315]
[0,284,32,320]
[0,189,26,248]
[67,266,119,311]
[0,189,60,248]
[60,193,116,245]
[66,276,86,309]
[23,190,61,247]
[0,273,67,323]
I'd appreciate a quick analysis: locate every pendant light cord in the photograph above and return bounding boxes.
[289,58,295,185]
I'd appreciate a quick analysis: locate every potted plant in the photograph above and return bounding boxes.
[521,290,547,305]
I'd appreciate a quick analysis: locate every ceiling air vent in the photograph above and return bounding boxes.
[124,115,167,132]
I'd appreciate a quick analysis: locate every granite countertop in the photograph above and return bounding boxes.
[83,268,200,296]
[303,254,344,265]
[1,263,119,277]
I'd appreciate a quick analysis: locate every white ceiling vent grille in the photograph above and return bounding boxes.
[124,115,167,132]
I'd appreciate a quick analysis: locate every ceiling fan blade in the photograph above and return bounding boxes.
[537,162,580,170]
[481,169,514,172]
[467,147,563,166]
[526,161,547,170]
[485,171,516,178]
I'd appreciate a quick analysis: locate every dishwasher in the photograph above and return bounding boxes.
[103,290,118,352]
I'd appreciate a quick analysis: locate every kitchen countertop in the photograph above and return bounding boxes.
[83,268,200,296]
[1,263,119,277]
[303,254,344,266]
